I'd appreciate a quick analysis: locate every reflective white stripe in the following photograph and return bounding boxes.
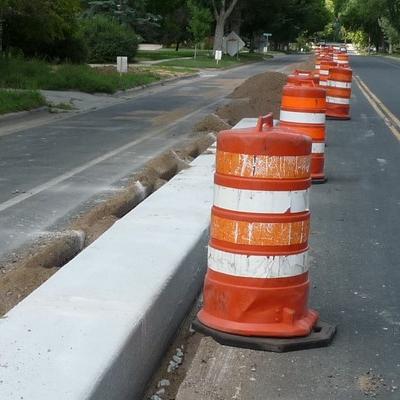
[320,70,329,75]
[337,60,348,64]
[320,81,328,86]
[208,247,309,278]
[315,65,320,70]
[327,96,350,105]
[312,142,325,154]
[328,80,351,89]
[280,110,326,124]
[214,185,309,214]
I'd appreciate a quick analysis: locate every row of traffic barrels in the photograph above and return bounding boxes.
[193,46,349,349]
[283,45,353,183]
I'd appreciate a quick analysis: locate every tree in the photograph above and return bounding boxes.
[147,0,190,49]
[241,0,329,51]
[379,16,400,54]
[81,14,139,62]
[211,0,240,52]
[188,0,212,57]
[340,0,384,51]
[82,0,160,42]
[3,0,84,60]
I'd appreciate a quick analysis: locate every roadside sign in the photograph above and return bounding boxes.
[117,56,128,74]
[215,50,222,64]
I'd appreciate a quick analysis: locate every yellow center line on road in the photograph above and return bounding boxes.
[354,74,400,142]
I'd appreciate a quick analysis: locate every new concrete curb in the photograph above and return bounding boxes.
[0,145,215,400]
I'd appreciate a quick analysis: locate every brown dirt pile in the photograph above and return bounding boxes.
[193,113,231,132]
[216,71,288,126]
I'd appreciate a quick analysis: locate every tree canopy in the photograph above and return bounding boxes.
[4,0,398,62]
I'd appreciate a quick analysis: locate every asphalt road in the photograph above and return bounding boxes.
[0,55,304,265]
[351,55,400,119]
[175,55,400,399]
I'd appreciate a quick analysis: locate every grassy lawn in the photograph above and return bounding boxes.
[0,90,46,115]
[155,52,268,69]
[136,48,209,61]
[381,52,400,60]
[0,58,162,94]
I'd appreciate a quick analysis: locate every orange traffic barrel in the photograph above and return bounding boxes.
[193,114,336,352]
[315,56,326,70]
[326,67,353,120]
[333,52,350,68]
[279,84,327,183]
[319,60,337,87]
[315,55,332,70]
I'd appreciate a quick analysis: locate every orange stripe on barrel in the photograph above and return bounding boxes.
[216,151,311,179]
[281,96,326,109]
[211,214,310,246]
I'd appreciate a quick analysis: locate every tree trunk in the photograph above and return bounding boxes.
[175,41,180,52]
[368,34,371,54]
[194,43,197,59]
[213,16,225,52]
[0,13,3,55]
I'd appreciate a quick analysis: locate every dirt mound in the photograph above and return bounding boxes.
[216,100,259,126]
[214,71,287,125]
[194,113,231,133]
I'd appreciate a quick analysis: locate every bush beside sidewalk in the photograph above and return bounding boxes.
[0,90,46,115]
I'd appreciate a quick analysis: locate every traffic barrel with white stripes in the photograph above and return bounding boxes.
[279,84,327,183]
[319,60,337,87]
[196,114,318,337]
[333,52,350,68]
[326,67,352,120]
[193,115,336,351]
[315,56,327,70]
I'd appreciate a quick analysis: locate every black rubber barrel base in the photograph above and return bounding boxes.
[326,115,351,121]
[312,177,328,184]
[192,318,336,353]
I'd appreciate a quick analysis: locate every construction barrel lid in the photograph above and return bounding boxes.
[217,125,312,156]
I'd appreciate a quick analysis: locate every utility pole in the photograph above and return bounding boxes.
[0,6,3,55]
[0,17,3,55]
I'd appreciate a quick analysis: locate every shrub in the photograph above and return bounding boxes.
[81,16,139,63]
[0,90,46,114]
[48,33,89,64]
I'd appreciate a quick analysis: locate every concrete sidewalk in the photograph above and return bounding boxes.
[175,76,400,399]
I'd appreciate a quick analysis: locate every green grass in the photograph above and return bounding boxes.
[0,58,161,94]
[0,90,46,115]
[379,52,400,59]
[136,48,208,61]
[156,52,268,69]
